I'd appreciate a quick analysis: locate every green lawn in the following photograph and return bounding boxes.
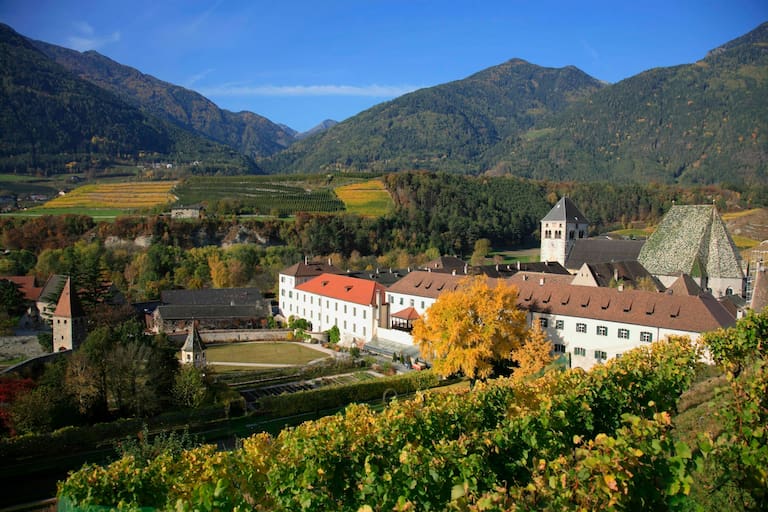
[205,342,330,365]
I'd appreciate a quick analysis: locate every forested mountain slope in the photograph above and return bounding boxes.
[263,59,605,174]
[265,23,767,185]
[33,40,295,160]
[490,21,768,184]
[0,23,256,175]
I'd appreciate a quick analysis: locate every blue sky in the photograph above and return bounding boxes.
[1,1,766,132]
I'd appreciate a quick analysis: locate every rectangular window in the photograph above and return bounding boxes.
[594,350,607,360]
[363,326,366,336]
[344,305,347,314]
[539,317,549,328]
[400,297,404,305]
[576,323,587,333]
[410,299,415,307]
[640,331,653,343]
[555,319,564,330]
[618,328,630,339]
[281,276,285,282]
[596,325,607,336]
[288,291,292,298]
[421,301,425,309]
[281,289,285,296]
[574,347,586,356]
[310,297,313,305]
[553,343,565,353]
[353,307,357,316]
[343,320,347,329]
[363,310,366,319]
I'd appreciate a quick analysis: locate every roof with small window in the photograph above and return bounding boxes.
[296,273,385,306]
[541,197,589,224]
[385,271,468,299]
[507,274,735,333]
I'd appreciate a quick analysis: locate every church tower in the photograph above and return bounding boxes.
[52,277,87,351]
[540,197,589,266]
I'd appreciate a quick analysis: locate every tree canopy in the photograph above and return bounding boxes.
[412,276,528,380]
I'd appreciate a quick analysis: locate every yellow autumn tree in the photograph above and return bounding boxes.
[512,321,555,381]
[412,276,527,380]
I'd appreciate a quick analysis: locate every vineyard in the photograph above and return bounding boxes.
[57,316,768,511]
[334,179,394,217]
[173,176,345,216]
[41,182,178,211]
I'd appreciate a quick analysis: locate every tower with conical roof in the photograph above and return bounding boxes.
[540,197,589,266]
[180,322,206,367]
[52,277,87,351]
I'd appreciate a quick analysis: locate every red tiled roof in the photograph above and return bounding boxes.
[296,273,385,306]
[0,276,41,301]
[508,274,735,333]
[386,271,468,298]
[281,261,344,278]
[53,278,86,318]
[392,306,421,320]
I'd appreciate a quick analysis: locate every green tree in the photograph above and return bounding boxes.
[0,279,25,317]
[412,276,528,380]
[172,365,209,408]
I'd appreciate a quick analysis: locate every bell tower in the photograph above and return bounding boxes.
[540,197,589,266]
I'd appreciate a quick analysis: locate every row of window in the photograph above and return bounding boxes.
[539,317,652,342]
[572,347,606,360]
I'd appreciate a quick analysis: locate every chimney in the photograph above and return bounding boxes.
[614,268,619,281]
[495,264,499,271]
[452,269,456,276]
[523,274,528,281]
[464,264,468,274]
[328,257,332,266]
[539,278,545,286]
[517,261,521,270]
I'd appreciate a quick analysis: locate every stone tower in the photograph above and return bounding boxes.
[540,197,589,266]
[52,277,87,351]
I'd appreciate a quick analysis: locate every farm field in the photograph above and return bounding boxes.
[334,179,393,217]
[173,175,345,215]
[206,341,331,367]
[42,181,177,210]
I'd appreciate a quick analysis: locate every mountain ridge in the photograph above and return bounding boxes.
[31,40,295,160]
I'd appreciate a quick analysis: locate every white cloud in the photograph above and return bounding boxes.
[71,21,95,36]
[199,83,422,97]
[67,21,120,51]
[581,39,599,62]
[185,68,216,87]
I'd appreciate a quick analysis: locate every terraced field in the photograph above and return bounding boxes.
[174,176,344,215]
[334,179,394,217]
[42,181,178,210]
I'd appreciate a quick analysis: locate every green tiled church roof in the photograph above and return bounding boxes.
[638,205,743,279]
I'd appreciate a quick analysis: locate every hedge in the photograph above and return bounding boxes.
[256,370,440,417]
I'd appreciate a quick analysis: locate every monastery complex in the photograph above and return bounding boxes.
[280,199,765,370]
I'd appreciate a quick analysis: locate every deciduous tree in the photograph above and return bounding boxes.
[512,321,555,380]
[412,276,527,380]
